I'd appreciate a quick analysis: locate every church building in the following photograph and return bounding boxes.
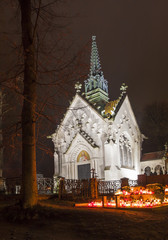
[51,36,142,181]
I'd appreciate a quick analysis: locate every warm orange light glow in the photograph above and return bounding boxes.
[88,201,103,207]
[163,198,168,204]
[75,198,162,208]
[115,188,154,196]
[75,186,163,209]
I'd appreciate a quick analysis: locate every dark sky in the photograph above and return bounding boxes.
[65,0,168,121]
[1,0,168,119]
[1,0,168,177]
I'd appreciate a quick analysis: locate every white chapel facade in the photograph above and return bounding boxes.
[51,36,142,181]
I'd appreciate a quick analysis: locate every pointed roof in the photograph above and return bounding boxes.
[51,93,107,139]
[89,36,102,77]
[84,36,109,106]
[104,83,128,119]
[65,130,99,154]
[141,151,164,161]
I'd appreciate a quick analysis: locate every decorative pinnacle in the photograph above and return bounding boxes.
[90,35,102,76]
[92,36,96,41]
[75,82,82,93]
[120,83,128,94]
[165,143,168,151]
[164,143,168,160]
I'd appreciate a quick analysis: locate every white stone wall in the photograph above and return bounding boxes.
[52,94,142,181]
[103,96,141,180]
[140,159,165,175]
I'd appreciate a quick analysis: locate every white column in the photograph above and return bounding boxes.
[75,163,77,179]
[68,163,70,179]
[54,152,59,176]
[73,162,76,179]
[71,162,74,179]
[95,159,98,177]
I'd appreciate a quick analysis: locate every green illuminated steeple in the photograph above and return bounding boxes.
[85,36,109,106]
[90,36,102,76]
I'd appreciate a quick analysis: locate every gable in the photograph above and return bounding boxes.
[55,93,106,137]
[51,93,107,151]
[65,131,98,153]
[114,95,140,134]
[66,131,99,155]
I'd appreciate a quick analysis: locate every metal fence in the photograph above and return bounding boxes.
[98,180,121,195]
[4,177,138,197]
[59,178,138,199]
[58,179,123,199]
[5,177,54,195]
[37,178,54,194]
[128,179,138,187]
[60,179,91,199]
[5,177,22,194]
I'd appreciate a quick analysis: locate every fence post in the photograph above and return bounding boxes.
[59,178,65,200]
[90,178,98,199]
[115,195,120,208]
[53,176,61,194]
[0,177,6,194]
[120,177,129,189]
[102,195,107,207]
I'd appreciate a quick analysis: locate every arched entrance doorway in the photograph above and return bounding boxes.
[77,150,91,180]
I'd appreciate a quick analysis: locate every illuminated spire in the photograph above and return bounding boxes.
[90,36,102,77]
[84,36,109,107]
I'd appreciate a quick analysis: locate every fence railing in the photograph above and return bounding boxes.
[37,178,54,194]
[98,180,121,195]
[4,177,138,197]
[5,177,54,194]
[60,179,91,199]
[5,177,22,194]
[58,179,123,199]
[128,179,138,187]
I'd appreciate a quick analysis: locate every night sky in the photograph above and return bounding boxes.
[1,0,168,177]
[66,0,168,121]
[1,0,168,118]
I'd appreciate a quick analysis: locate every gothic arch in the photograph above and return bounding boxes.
[77,150,90,162]
[155,165,162,175]
[119,132,133,168]
[69,142,92,164]
[68,142,93,180]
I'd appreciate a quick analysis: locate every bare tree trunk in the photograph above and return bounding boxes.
[19,0,38,208]
[0,91,3,178]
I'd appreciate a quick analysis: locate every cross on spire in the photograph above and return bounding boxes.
[75,82,82,93]
[120,83,128,95]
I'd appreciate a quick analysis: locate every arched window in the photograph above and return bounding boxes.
[155,165,162,175]
[119,134,132,168]
[144,166,151,176]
